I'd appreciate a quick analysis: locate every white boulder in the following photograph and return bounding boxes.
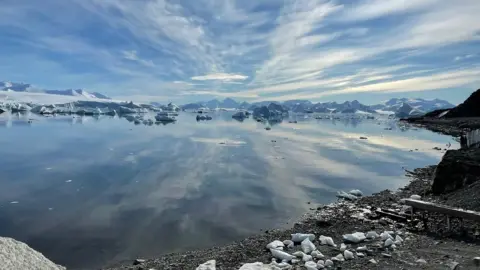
[305,261,317,270]
[325,260,334,267]
[344,250,354,260]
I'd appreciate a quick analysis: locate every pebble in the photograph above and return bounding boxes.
[291,258,301,264]
[447,261,459,270]
[474,257,480,266]
[325,260,334,267]
[384,238,394,247]
[357,246,367,252]
[410,194,422,200]
[416,259,427,264]
[340,243,347,252]
[283,240,294,248]
[134,259,146,265]
[382,253,392,258]
[356,252,365,258]
[369,259,378,264]
[302,254,313,262]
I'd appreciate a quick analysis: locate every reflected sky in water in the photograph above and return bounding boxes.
[0,112,457,269]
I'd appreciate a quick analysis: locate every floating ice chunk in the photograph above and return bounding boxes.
[384,238,394,247]
[410,194,421,200]
[65,180,72,183]
[311,250,325,259]
[305,261,317,270]
[291,233,315,243]
[366,231,379,239]
[196,260,216,270]
[301,237,316,254]
[270,249,295,262]
[10,201,19,204]
[266,240,284,250]
[340,243,347,252]
[348,189,363,197]
[336,191,358,201]
[343,232,366,243]
[325,260,334,267]
[344,250,354,260]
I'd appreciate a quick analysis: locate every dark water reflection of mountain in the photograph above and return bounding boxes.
[0,111,458,269]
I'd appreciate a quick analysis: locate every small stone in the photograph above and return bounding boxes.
[416,259,427,264]
[382,253,392,258]
[474,257,480,266]
[302,254,313,262]
[384,238,394,247]
[446,261,459,270]
[357,246,367,252]
[340,243,347,252]
[283,240,294,249]
[366,249,375,256]
[369,259,377,264]
[291,258,301,264]
[356,252,365,258]
[305,261,317,270]
[410,194,421,200]
[311,250,325,259]
[134,259,146,265]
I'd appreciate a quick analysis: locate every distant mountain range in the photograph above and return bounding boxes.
[181,97,455,117]
[0,81,111,100]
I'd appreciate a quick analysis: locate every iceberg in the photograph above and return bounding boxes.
[343,232,366,243]
[155,112,177,122]
[196,260,216,270]
[291,233,315,243]
[232,111,248,120]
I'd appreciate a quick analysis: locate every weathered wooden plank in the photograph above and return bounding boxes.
[404,199,480,222]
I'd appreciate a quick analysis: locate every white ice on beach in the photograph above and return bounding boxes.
[300,237,316,254]
[291,233,315,243]
[196,260,216,270]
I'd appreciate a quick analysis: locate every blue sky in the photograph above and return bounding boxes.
[1,0,479,104]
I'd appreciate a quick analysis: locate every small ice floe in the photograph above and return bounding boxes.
[291,233,315,243]
[270,249,295,262]
[196,260,216,270]
[305,261,317,270]
[48,208,53,211]
[283,240,294,248]
[340,243,347,252]
[65,180,72,183]
[336,191,359,201]
[266,240,284,250]
[366,231,379,239]
[343,232,366,243]
[319,235,336,247]
[301,237,316,254]
[348,189,363,197]
[311,250,324,259]
[45,167,52,170]
[10,201,19,204]
[410,194,422,200]
[344,250,354,260]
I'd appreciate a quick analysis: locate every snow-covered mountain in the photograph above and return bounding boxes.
[372,98,454,114]
[1,81,110,100]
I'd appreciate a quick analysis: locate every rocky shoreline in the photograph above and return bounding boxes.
[104,164,480,270]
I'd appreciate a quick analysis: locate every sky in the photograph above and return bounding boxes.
[1,0,479,105]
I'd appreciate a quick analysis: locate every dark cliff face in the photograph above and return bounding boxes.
[444,89,480,118]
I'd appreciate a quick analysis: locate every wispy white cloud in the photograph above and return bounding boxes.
[122,50,155,67]
[191,73,248,81]
[454,54,476,61]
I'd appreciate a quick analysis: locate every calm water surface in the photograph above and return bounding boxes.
[0,112,457,269]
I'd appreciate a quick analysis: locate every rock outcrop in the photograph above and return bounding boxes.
[0,237,65,270]
[443,89,480,118]
[431,148,480,194]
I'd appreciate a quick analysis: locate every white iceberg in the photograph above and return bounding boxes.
[319,235,336,247]
[155,112,176,122]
